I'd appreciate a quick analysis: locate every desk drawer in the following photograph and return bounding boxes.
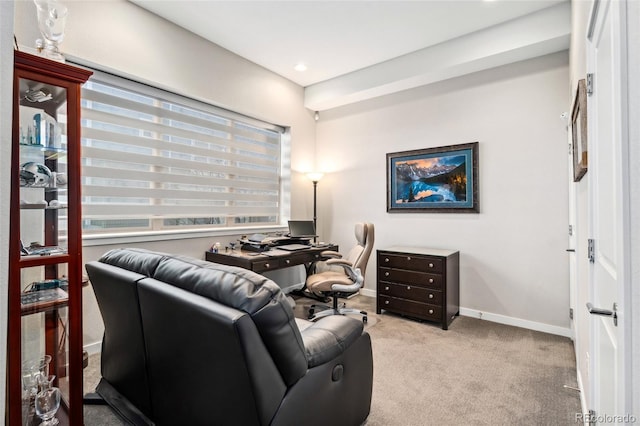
[253,259,281,272]
[205,245,338,274]
[379,295,442,321]
[378,267,442,289]
[378,282,442,305]
[280,255,303,268]
[378,253,443,273]
[308,251,325,262]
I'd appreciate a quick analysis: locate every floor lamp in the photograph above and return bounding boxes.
[306,172,324,243]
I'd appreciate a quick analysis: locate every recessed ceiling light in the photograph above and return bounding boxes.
[294,62,307,72]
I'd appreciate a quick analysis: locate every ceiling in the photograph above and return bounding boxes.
[130,0,571,110]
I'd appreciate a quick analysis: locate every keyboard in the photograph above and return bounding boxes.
[277,244,312,251]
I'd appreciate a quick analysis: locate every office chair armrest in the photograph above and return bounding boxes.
[324,259,360,282]
[308,251,343,275]
[299,315,364,368]
[331,268,363,293]
[320,250,342,259]
[324,258,352,267]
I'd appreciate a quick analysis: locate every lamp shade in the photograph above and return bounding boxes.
[306,172,324,182]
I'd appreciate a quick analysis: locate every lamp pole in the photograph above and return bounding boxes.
[311,180,318,243]
[306,172,324,243]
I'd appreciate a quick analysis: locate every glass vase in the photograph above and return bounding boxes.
[33,0,68,61]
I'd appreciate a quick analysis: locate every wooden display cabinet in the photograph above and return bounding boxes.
[8,51,92,426]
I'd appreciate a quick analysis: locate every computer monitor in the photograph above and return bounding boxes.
[288,220,317,238]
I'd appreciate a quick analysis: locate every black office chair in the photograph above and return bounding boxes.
[306,222,374,322]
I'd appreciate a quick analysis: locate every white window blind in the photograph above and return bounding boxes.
[80,72,284,235]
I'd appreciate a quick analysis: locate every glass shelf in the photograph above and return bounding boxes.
[20,287,68,316]
[20,205,68,210]
[19,143,67,153]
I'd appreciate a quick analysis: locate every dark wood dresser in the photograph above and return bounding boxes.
[376,246,460,329]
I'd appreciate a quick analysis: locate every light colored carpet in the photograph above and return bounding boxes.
[296,295,581,426]
[84,294,581,425]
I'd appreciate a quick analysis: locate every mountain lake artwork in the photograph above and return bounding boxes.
[387,142,479,213]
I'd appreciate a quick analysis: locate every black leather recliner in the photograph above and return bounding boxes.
[85,248,373,425]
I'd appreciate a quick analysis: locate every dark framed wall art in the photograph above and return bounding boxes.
[572,78,588,182]
[387,142,479,213]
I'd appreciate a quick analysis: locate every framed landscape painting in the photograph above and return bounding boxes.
[387,142,479,213]
[571,78,588,182]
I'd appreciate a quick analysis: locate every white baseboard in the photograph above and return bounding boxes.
[575,365,589,416]
[359,289,572,338]
[83,341,102,356]
[360,288,376,298]
[458,308,572,337]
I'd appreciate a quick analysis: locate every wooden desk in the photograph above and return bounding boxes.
[205,244,338,274]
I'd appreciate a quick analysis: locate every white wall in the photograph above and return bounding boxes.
[1,1,15,421]
[316,51,571,332]
[13,0,317,352]
[11,0,572,356]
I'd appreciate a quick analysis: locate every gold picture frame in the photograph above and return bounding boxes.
[572,79,588,182]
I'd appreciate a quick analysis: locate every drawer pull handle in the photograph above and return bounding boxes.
[428,309,434,314]
[384,286,389,291]
[407,256,411,261]
[429,294,434,299]
[429,278,434,283]
[385,300,390,305]
[265,263,270,268]
[407,286,411,290]
[384,257,390,262]
[385,272,389,277]
[285,259,291,264]
[429,263,434,268]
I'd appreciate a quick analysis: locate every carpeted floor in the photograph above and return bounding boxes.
[84,294,582,425]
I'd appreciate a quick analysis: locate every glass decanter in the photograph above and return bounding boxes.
[35,375,60,426]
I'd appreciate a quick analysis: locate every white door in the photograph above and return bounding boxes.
[586,0,630,422]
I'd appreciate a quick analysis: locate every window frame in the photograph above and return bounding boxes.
[75,65,291,246]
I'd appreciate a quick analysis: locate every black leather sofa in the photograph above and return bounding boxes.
[85,248,373,425]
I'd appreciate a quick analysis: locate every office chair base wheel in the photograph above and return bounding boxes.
[363,316,367,323]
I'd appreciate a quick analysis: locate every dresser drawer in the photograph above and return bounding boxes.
[379,295,442,321]
[378,267,442,288]
[378,282,442,305]
[378,253,443,273]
